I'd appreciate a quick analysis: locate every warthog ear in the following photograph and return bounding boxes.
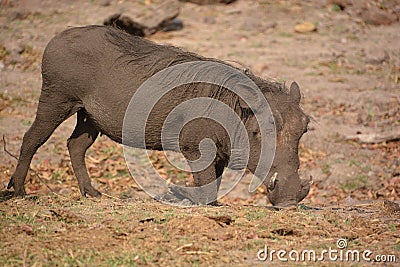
[290,81,301,104]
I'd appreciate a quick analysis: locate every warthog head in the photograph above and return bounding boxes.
[244,80,311,207]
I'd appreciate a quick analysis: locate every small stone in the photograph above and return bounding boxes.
[16,43,25,54]
[21,224,34,235]
[98,0,111,7]
[225,8,241,15]
[163,18,183,32]
[265,22,277,30]
[203,16,216,24]
[365,50,390,65]
[8,10,29,21]
[360,6,398,26]
[294,21,317,33]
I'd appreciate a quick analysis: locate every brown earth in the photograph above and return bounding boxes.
[0,0,399,266]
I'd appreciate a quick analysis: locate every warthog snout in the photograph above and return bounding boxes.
[266,173,312,207]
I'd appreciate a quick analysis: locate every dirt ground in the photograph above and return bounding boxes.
[0,0,399,266]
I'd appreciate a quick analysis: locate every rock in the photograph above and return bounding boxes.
[225,8,241,15]
[21,224,34,235]
[0,61,5,71]
[265,22,278,30]
[98,0,111,7]
[15,43,26,54]
[104,0,181,36]
[294,21,317,33]
[328,0,399,26]
[163,18,183,32]
[203,16,216,24]
[365,50,390,65]
[359,6,398,25]
[179,0,236,5]
[345,126,400,144]
[8,10,29,21]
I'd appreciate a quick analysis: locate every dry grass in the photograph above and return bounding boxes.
[1,194,399,266]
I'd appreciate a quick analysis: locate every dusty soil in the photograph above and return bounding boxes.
[0,0,399,266]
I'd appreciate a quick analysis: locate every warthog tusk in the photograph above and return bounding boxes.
[271,172,278,184]
[268,172,278,192]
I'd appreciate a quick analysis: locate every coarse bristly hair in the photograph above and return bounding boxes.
[102,26,289,97]
[98,25,302,123]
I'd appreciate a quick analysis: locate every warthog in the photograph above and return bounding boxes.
[8,25,311,207]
